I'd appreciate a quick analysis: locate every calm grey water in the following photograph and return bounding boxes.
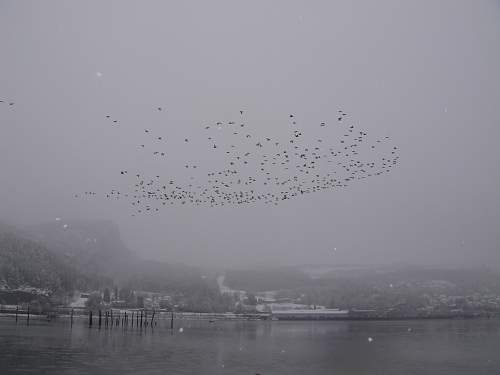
[1,317,499,374]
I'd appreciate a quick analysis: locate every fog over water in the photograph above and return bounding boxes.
[1,1,499,268]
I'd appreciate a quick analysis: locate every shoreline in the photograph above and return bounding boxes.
[1,310,497,323]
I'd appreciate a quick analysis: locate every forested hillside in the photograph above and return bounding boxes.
[0,221,228,311]
[0,230,93,294]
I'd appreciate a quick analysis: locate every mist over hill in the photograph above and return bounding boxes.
[23,220,133,273]
[0,220,220,306]
[222,263,500,312]
[0,223,98,296]
[2,217,500,316]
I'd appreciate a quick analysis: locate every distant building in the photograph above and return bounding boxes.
[272,308,349,320]
[269,303,311,311]
[69,293,91,308]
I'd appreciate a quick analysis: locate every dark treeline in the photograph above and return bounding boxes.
[0,230,101,294]
[0,221,236,313]
[225,265,500,312]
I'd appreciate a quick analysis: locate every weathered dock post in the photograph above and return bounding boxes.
[136,310,139,326]
[70,308,74,327]
[150,310,155,328]
[98,310,102,329]
[131,311,134,327]
[140,310,143,327]
[89,310,93,327]
[144,310,147,327]
[110,310,114,327]
[15,305,18,323]
[170,311,174,330]
[27,305,30,326]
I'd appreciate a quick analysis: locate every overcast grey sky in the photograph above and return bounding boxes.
[1,0,499,268]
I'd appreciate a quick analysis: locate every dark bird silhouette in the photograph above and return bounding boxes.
[78,107,399,212]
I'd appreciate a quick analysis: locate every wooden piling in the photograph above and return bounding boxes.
[98,310,102,329]
[70,308,74,327]
[15,305,18,323]
[131,311,134,327]
[151,311,155,327]
[89,310,93,327]
[27,305,30,326]
[140,310,143,327]
[170,311,174,330]
[110,310,114,327]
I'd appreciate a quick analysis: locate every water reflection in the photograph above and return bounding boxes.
[0,318,499,374]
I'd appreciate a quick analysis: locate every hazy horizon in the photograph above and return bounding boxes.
[1,0,499,269]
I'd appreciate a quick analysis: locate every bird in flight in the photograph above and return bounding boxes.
[76,107,399,214]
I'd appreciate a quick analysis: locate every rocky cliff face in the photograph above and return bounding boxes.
[1,220,212,302]
[23,219,134,274]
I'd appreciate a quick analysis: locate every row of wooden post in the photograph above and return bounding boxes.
[14,305,29,325]
[87,309,173,330]
[13,305,174,330]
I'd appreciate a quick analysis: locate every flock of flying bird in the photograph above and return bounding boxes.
[78,107,400,216]
[1,99,399,215]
